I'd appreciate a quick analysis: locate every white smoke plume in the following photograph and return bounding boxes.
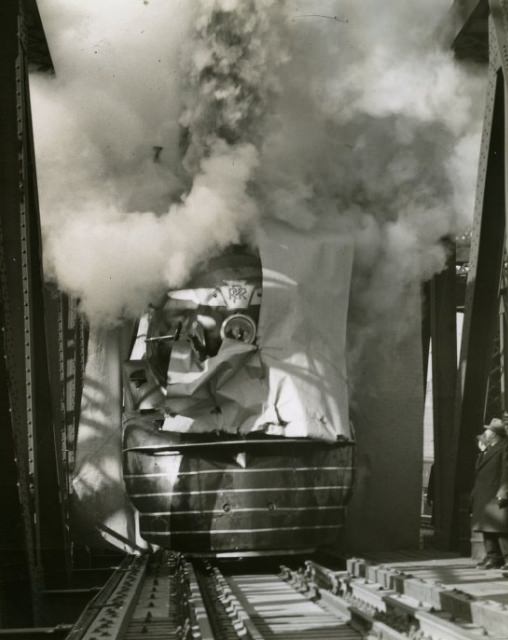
[253,0,485,358]
[32,0,485,341]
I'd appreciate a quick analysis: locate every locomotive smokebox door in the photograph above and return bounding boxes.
[145,245,262,388]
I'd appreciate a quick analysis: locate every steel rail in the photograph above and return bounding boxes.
[65,556,147,640]
[189,559,357,640]
[64,553,363,639]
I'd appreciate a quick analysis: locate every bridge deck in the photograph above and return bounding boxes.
[342,549,508,639]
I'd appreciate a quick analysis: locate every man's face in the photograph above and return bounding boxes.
[484,428,498,444]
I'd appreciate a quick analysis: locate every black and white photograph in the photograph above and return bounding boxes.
[1,1,507,638]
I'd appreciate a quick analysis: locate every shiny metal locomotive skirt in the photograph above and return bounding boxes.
[120,227,355,554]
[123,423,354,553]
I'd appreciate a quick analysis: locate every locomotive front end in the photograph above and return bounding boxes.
[122,230,355,555]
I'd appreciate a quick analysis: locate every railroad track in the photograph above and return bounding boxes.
[192,559,355,639]
[68,550,508,639]
[68,552,358,640]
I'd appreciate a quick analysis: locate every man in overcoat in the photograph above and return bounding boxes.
[471,417,508,569]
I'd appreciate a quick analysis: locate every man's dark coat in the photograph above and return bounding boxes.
[471,439,508,532]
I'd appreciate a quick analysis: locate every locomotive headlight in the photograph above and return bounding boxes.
[220,314,257,344]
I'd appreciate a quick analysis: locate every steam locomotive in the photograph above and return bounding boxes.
[122,242,355,556]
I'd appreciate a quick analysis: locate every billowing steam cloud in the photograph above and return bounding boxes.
[32,0,485,344]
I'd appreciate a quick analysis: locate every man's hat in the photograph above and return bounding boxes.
[483,417,507,435]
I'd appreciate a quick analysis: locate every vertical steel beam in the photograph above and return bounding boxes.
[430,246,458,549]
[500,280,508,411]
[421,281,432,392]
[18,11,70,591]
[451,30,506,550]
[43,288,74,583]
[0,274,34,626]
[0,0,69,620]
[0,0,38,622]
